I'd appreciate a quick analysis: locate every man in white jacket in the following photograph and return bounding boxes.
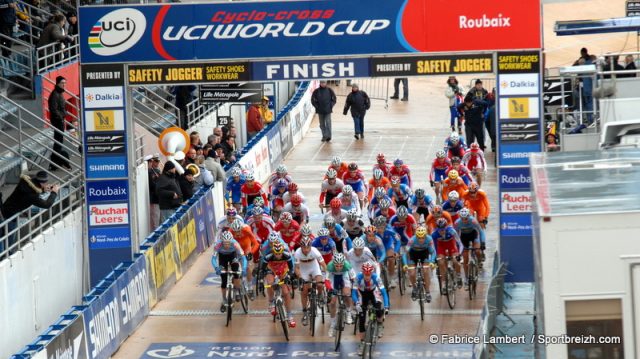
[444,76,465,133]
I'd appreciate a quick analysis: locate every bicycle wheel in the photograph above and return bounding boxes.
[277,302,289,341]
[309,292,317,336]
[468,261,477,300]
[436,267,444,296]
[364,320,377,359]
[240,285,249,314]
[418,285,425,321]
[225,287,233,327]
[320,293,326,324]
[334,306,344,351]
[381,265,390,291]
[446,269,456,309]
[353,313,358,335]
[397,261,406,296]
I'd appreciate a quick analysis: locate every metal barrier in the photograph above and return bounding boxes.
[333,78,390,108]
[0,94,84,260]
[132,86,180,136]
[36,35,79,74]
[186,96,220,130]
[468,77,496,93]
[0,32,36,97]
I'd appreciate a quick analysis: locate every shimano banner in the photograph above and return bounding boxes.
[40,314,89,359]
[78,0,540,64]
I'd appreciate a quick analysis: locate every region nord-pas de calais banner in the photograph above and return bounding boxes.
[78,0,541,64]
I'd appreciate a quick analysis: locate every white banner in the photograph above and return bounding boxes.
[500,191,532,213]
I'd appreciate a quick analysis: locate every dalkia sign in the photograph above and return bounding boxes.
[89,203,130,226]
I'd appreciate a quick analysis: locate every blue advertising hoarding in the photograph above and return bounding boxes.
[499,167,531,190]
[86,179,129,202]
[88,226,132,250]
[500,213,533,237]
[498,142,541,167]
[86,155,128,179]
[252,58,370,80]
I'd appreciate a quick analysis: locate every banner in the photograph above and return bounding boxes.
[266,125,283,170]
[42,314,89,359]
[204,190,217,247]
[142,248,158,308]
[82,257,149,359]
[193,196,208,253]
[78,0,541,64]
[370,54,493,77]
[252,58,370,81]
[152,231,179,300]
[128,62,251,85]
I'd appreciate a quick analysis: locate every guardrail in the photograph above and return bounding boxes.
[11,81,314,359]
[36,35,79,74]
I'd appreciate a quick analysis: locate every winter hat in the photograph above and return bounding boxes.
[163,160,176,172]
[34,171,49,183]
[56,76,66,85]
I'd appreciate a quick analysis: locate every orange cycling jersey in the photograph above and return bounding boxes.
[367,177,390,201]
[426,211,453,233]
[327,163,349,181]
[441,178,468,201]
[229,226,260,257]
[462,189,491,220]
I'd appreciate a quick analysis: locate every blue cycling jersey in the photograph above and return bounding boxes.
[361,234,386,262]
[454,216,486,244]
[226,177,246,203]
[351,273,390,308]
[387,185,411,202]
[378,225,401,252]
[442,200,464,216]
[402,236,436,264]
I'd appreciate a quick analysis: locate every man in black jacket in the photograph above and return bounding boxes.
[147,154,161,230]
[178,166,196,201]
[311,80,337,142]
[1,171,59,255]
[458,95,488,151]
[155,161,183,223]
[48,76,71,170]
[343,83,371,140]
[0,0,17,57]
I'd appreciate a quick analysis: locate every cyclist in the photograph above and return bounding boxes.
[447,157,473,186]
[319,169,344,212]
[353,261,389,348]
[294,236,327,327]
[262,242,296,328]
[274,212,301,251]
[442,170,468,202]
[462,143,487,186]
[372,198,396,222]
[367,187,391,221]
[326,253,356,337]
[403,226,436,302]
[426,205,453,234]
[246,206,275,244]
[455,208,485,279]
[373,216,401,289]
[225,167,246,212]
[410,188,434,225]
[283,194,310,224]
[270,178,289,220]
[216,208,243,241]
[212,231,248,312]
[389,158,412,188]
[324,197,348,224]
[357,228,386,271]
[342,209,366,241]
[282,182,306,205]
[442,190,464,222]
[267,164,293,195]
[367,168,391,203]
[372,153,392,179]
[328,155,349,180]
[260,232,290,258]
[462,182,490,231]
[300,224,315,242]
[241,172,269,212]
[312,228,337,264]
[388,205,417,247]
[444,132,466,159]
[342,162,368,209]
[387,175,412,209]
[432,218,463,290]
[244,196,271,222]
[229,219,260,299]
[429,150,452,204]
[337,185,361,214]
[324,216,352,254]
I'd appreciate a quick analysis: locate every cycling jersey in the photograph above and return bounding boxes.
[377,225,401,253]
[212,239,248,287]
[312,236,337,264]
[229,226,260,258]
[410,195,434,214]
[426,212,453,233]
[267,173,293,190]
[361,235,386,262]
[319,179,345,205]
[351,273,390,309]
[215,215,244,240]
[282,203,310,223]
[388,184,412,206]
[402,236,436,265]
[431,226,463,257]
[368,194,392,219]
[282,191,306,205]
[454,216,486,245]
[367,177,391,201]
[337,192,361,214]
[372,207,396,222]
[388,214,417,245]
[274,220,301,249]
[262,252,294,277]
[324,209,348,224]
[247,215,276,243]
[389,165,412,187]
[241,182,269,208]
[446,164,473,185]
[294,247,324,280]
[327,224,351,253]
[260,237,289,257]
[462,151,487,173]
[462,189,491,221]
[372,162,392,179]
[444,136,467,159]
[347,247,380,275]
[225,176,246,203]
[326,261,355,291]
[342,170,366,193]
[244,204,271,221]
[442,178,468,201]
[342,218,366,239]
[327,163,349,181]
[429,158,452,182]
[442,199,464,221]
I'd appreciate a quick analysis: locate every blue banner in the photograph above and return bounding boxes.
[266,125,283,170]
[83,257,149,359]
[252,58,370,80]
[87,179,129,202]
[500,213,533,237]
[88,226,132,250]
[498,143,541,166]
[499,167,531,190]
[86,155,128,179]
[499,235,534,282]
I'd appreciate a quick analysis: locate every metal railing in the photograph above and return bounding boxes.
[36,34,79,74]
[132,87,179,137]
[134,132,146,165]
[41,0,75,17]
[0,94,84,260]
[15,0,53,47]
[0,32,36,97]
[186,96,219,130]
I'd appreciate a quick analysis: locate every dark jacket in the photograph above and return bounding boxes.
[311,86,337,114]
[148,168,161,204]
[620,62,637,78]
[0,0,17,26]
[466,88,488,101]
[155,173,182,210]
[178,175,195,201]
[173,85,196,109]
[343,90,370,118]
[48,86,65,130]
[37,22,69,47]
[1,175,57,219]
[221,141,236,162]
[458,100,487,128]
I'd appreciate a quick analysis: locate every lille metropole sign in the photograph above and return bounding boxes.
[78,0,542,284]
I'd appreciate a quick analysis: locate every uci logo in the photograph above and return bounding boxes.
[89,8,146,56]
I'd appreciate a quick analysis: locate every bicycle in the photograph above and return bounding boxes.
[332,293,350,351]
[437,251,458,310]
[220,264,248,327]
[253,266,266,298]
[465,247,479,300]
[265,275,290,341]
[361,304,380,359]
[414,261,433,321]
[301,279,322,336]
[396,250,407,296]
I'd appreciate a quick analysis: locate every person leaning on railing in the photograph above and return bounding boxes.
[36,13,73,69]
[0,171,59,255]
[156,161,183,222]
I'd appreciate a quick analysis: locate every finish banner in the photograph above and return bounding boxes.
[370,54,493,77]
[128,62,251,85]
[78,0,541,64]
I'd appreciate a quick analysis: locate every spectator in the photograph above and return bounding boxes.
[1,171,59,254]
[260,96,273,125]
[178,166,196,201]
[602,56,624,79]
[221,135,237,163]
[213,143,231,167]
[213,126,223,138]
[37,13,72,69]
[444,76,465,133]
[621,55,637,78]
[64,11,76,36]
[466,79,488,101]
[147,153,161,230]
[343,83,371,140]
[206,134,218,147]
[458,95,488,151]
[390,78,408,101]
[173,85,195,130]
[572,47,591,66]
[205,149,226,182]
[48,75,71,170]
[193,155,214,191]
[486,88,497,152]
[246,100,263,139]
[156,161,182,222]
[0,0,18,57]
[189,131,202,149]
[182,147,197,166]
[311,80,337,142]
